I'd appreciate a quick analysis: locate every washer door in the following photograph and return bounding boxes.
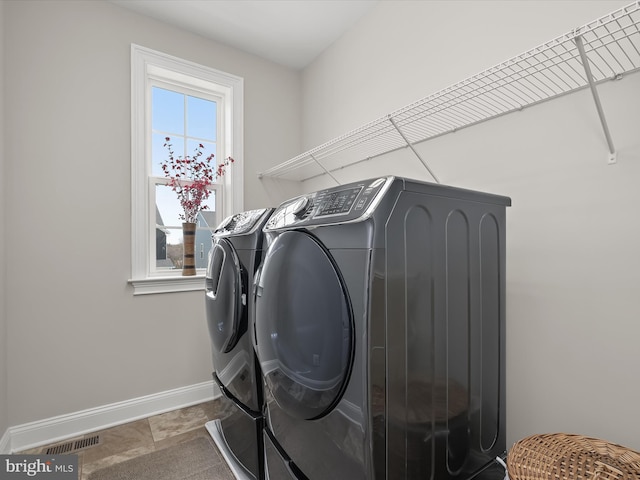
[254,230,353,420]
[205,238,245,354]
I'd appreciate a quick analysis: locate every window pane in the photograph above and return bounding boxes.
[195,195,217,269]
[187,95,216,141]
[155,184,184,272]
[197,190,218,228]
[152,87,184,136]
[156,183,183,229]
[152,133,185,177]
[156,226,183,271]
[195,190,217,269]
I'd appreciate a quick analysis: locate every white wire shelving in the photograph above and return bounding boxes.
[258,1,640,183]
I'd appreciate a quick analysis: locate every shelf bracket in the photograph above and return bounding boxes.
[574,35,617,164]
[389,116,440,183]
[310,153,341,185]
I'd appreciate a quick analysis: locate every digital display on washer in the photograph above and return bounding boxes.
[315,186,362,217]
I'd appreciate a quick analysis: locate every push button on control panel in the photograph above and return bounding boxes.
[316,186,362,217]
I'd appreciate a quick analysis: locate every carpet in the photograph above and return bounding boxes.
[87,436,232,480]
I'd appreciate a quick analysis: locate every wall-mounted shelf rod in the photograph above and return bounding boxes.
[574,34,618,164]
[310,153,341,185]
[388,116,440,183]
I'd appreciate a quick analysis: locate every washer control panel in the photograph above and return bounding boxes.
[215,208,270,235]
[265,177,391,230]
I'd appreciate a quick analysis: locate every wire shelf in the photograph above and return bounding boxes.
[258,1,640,182]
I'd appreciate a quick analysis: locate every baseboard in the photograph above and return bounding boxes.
[0,428,10,454]
[6,380,221,453]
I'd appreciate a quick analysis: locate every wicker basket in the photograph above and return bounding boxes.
[507,434,640,480]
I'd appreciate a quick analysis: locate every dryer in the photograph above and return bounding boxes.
[253,177,511,479]
[204,208,274,480]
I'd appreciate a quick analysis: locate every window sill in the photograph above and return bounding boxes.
[129,275,205,295]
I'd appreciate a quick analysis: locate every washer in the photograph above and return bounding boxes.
[204,208,274,480]
[253,176,511,479]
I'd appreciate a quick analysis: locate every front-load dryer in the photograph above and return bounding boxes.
[253,176,511,480]
[204,208,274,480]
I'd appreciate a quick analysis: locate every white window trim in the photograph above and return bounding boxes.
[129,44,244,295]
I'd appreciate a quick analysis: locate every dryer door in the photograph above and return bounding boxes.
[254,230,353,420]
[205,237,245,354]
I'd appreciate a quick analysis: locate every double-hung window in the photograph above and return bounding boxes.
[130,45,243,295]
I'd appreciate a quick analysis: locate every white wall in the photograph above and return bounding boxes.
[301,1,640,451]
[0,0,9,444]
[3,0,301,428]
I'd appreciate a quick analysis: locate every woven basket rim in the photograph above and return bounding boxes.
[506,433,640,480]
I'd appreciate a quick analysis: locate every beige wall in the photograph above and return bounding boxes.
[3,0,301,427]
[301,1,640,450]
[0,0,8,442]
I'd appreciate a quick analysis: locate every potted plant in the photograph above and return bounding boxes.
[160,137,233,275]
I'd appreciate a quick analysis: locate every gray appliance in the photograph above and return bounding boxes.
[204,208,274,480]
[252,176,511,479]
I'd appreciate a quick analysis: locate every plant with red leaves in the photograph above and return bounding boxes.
[160,137,234,224]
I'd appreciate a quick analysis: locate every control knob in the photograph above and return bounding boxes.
[291,196,311,218]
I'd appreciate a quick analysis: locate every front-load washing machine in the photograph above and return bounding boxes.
[204,208,274,480]
[253,176,511,480]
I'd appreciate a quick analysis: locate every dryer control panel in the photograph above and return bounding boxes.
[265,177,391,230]
[215,208,271,235]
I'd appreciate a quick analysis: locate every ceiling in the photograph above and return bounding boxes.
[111,0,379,69]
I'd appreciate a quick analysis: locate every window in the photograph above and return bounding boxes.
[130,45,244,295]
[152,87,220,272]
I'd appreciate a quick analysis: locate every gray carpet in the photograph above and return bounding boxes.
[87,437,233,480]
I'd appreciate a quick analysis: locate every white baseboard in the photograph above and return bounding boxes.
[5,380,220,454]
[0,428,10,454]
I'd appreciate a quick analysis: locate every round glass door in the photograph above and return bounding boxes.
[205,238,245,354]
[254,230,353,420]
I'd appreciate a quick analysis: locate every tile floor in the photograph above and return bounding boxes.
[19,399,235,480]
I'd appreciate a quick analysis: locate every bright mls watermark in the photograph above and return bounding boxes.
[1,455,77,479]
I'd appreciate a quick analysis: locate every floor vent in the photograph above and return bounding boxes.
[45,435,101,455]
